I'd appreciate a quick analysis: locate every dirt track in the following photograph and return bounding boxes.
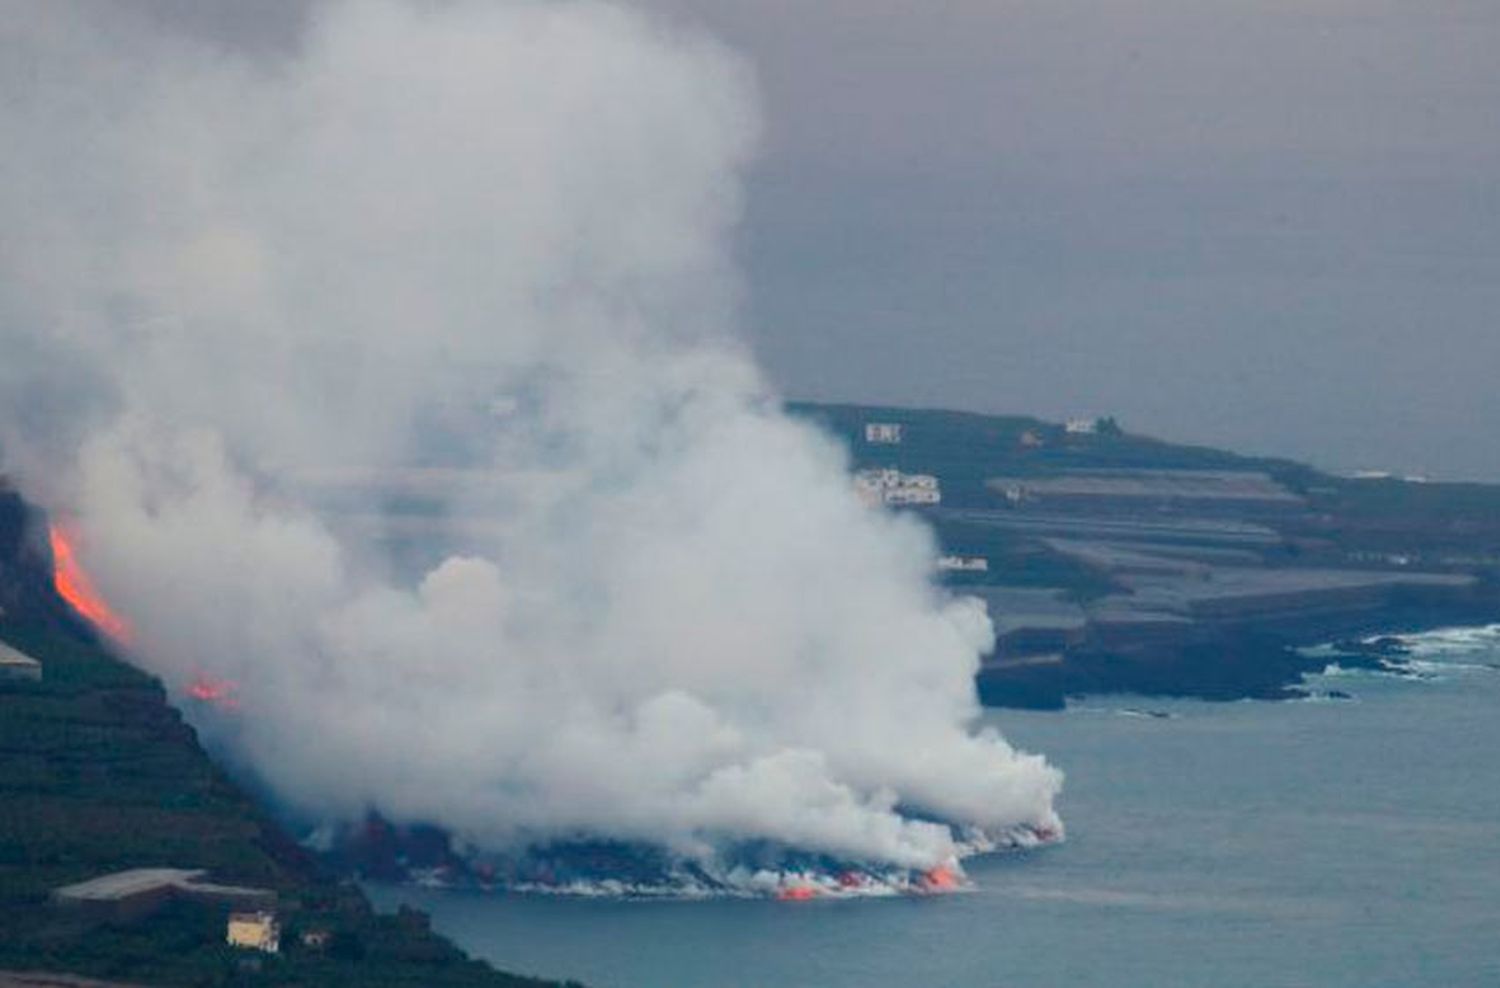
[0,972,148,988]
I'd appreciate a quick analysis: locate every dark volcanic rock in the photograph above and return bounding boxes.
[978,632,1326,709]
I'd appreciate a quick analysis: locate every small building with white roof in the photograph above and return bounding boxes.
[0,639,41,682]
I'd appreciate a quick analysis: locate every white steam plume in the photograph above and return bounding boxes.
[0,0,1060,881]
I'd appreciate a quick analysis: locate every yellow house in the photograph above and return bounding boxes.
[227,911,281,954]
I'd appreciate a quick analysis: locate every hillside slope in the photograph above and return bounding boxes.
[0,490,573,988]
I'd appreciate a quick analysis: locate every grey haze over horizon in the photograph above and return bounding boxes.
[137,0,1500,480]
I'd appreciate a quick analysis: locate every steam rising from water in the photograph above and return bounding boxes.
[0,0,1060,884]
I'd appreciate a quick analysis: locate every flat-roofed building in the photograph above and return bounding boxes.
[853,468,943,507]
[52,868,276,925]
[0,640,41,681]
[937,555,989,573]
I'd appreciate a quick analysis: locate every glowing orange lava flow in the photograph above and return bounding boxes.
[187,674,241,712]
[48,524,131,644]
[775,885,819,902]
[920,864,962,892]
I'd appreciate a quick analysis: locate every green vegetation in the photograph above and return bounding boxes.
[0,617,571,988]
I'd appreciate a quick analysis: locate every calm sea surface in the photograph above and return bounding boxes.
[368,626,1500,987]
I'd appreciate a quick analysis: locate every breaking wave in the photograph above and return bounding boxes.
[1308,624,1500,685]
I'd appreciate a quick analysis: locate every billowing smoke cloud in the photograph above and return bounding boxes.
[0,0,1060,884]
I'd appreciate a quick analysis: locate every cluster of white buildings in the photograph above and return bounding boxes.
[864,422,903,445]
[854,468,941,507]
[937,555,989,573]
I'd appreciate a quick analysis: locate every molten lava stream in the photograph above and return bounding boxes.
[48,524,131,644]
[776,885,820,902]
[920,864,962,893]
[187,673,242,712]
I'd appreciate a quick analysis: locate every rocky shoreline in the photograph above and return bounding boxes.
[976,604,1500,709]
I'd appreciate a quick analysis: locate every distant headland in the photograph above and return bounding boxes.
[793,402,1500,708]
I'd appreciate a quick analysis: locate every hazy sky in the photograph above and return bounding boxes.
[137,1,1500,478]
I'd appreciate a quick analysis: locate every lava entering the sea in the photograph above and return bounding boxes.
[919,863,962,893]
[48,523,131,644]
[775,884,820,902]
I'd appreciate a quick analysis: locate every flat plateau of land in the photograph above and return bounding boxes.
[794,403,1500,707]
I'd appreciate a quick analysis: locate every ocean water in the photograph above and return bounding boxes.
[368,626,1500,987]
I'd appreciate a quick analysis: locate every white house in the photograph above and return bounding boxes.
[884,487,941,506]
[864,422,903,445]
[852,468,942,507]
[937,555,989,573]
[227,911,281,954]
